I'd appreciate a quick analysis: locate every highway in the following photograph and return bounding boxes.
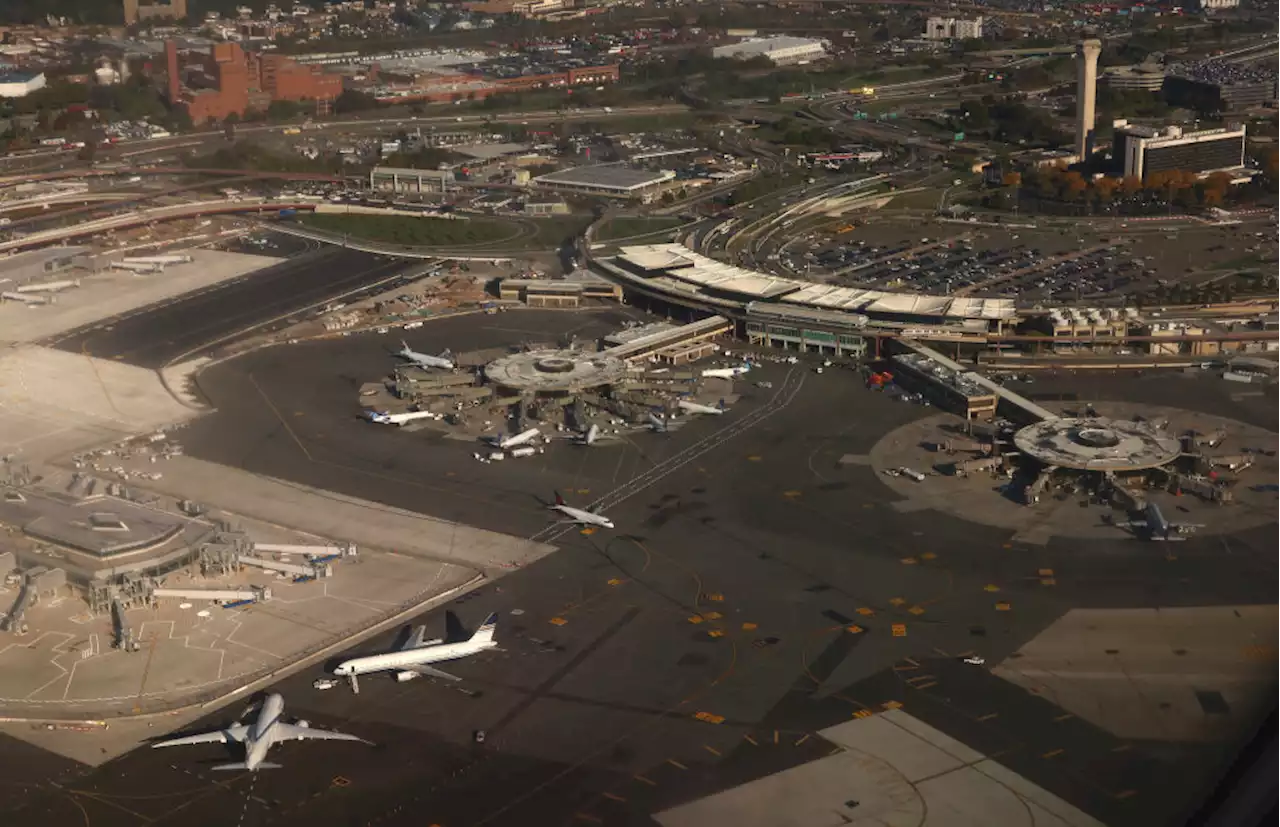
[0,104,691,175]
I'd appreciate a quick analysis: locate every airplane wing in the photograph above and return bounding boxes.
[274,723,368,744]
[152,724,249,749]
[398,663,463,682]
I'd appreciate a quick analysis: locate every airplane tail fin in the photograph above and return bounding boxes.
[554,491,567,506]
[471,612,498,644]
[211,762,281,771]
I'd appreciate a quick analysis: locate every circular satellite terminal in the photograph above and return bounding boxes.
[1013,417,1182,472]
[484,349,629,394]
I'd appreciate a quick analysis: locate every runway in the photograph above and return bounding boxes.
[48,247,416,370]
[2,311,1275,827]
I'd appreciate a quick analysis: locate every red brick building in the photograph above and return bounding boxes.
[168,41,343,124]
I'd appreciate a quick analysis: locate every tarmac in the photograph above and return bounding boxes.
[0,312,1272,827]
[49,246,414,370]
[0,249,278,347]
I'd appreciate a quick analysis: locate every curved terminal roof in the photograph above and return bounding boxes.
[484,350,630,393]
[615,244,1019,322]
[1013,418,1183,472]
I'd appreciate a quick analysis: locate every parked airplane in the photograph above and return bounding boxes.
[1113,502,1203,541]
[702,363,752,379]
[550,492,614,529]
[333,613,499,693]
[678,399,727,416]
[567,423,623,446]
[363,410,440,426]
[395,341,454,370]
[150,692,367,770]
[647,412,686,433]
[485,428,541,450]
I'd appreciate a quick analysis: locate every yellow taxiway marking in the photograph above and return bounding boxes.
[794,734,811,746]
[741,622,758,631]
[995,602,1011,611]
[666,758,688,770]
[853,709,874,719]
[882,700,903,710]
[744,734,758,745]
[891,624,907,637]
[978,713,999,722]
[633,774,656,786]
[602,792,627,803]
[549,617,568,626]
[1042,749,1064,759]
[703,745,722,756]
[889,597,906,607]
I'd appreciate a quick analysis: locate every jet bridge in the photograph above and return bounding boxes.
[237,554,329,579]
[253,543,354,557]
[152,586,271,603]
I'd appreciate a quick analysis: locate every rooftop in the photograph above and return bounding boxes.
[1013,418,1184,472]
[535,165,674,192]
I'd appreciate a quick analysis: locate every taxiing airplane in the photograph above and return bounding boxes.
[364,410,440,426]
[150,693,367,771]
[485,428,541,450]
[550,492,614,529]
[678,399,728,416]
[701,363,752,379]
[395,341,454,370]
[1113,502,1203,541]
[333,613,499,693]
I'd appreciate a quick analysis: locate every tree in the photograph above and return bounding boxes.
[333,89,378,114]
[1121,175,1142,195]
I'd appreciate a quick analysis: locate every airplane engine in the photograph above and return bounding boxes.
[296,720,310,728]
[394,670,420,683]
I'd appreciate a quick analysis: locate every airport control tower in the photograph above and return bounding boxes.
[1075,39,1103,161]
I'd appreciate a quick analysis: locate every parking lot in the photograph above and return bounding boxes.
[774,218,1278,303]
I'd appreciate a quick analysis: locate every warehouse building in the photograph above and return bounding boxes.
[369,166,453,194]
[533,166,675,203]
[712,36,827,66]
[1112,121,1246,180]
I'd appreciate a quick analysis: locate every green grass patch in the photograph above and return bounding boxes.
[595,215,684,241]
[300,213,521,248]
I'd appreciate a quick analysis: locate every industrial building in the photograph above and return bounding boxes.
[922,17,984,40]
[0,70,46,98]
[165,39,344,123]
[533,166,675,203]
[712,36,827,66]
[1112,121,1246,180]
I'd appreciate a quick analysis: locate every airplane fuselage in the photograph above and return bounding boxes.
[334,639,497,678]
[552,504,614,529]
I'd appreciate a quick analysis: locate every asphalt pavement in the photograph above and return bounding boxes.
[2,311,1272,827]
[48,247,414,370]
